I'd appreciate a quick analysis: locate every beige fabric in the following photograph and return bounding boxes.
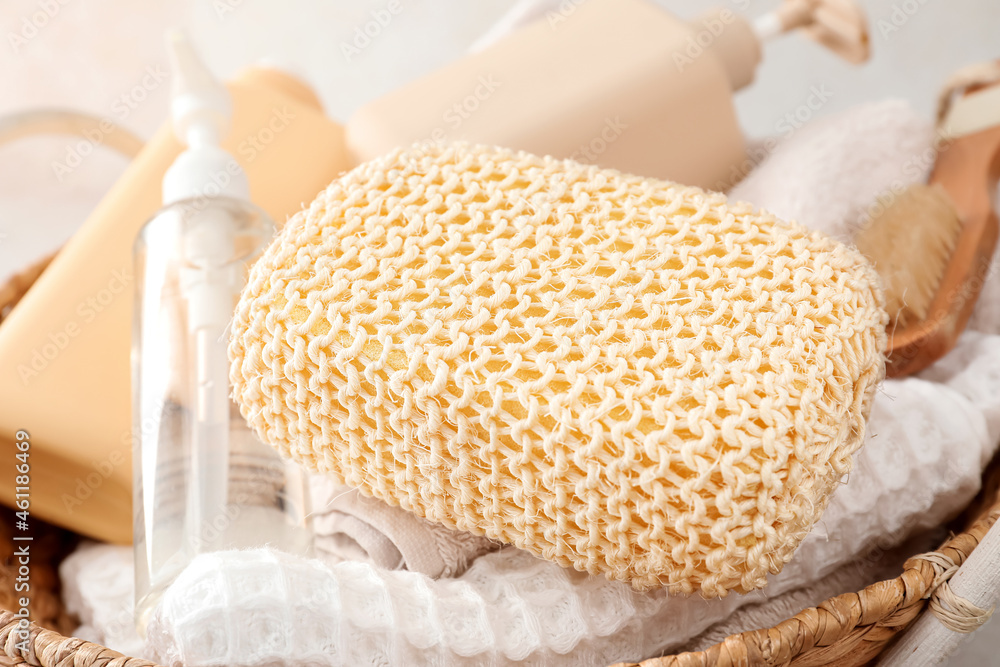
[311,477,500,578]
[229,143,887,597]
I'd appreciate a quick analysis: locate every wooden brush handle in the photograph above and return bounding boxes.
[886,124,1000,377]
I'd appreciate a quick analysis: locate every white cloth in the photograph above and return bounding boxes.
[58,542,144,659]
[61,99,1000,665]
[729,99,936,244]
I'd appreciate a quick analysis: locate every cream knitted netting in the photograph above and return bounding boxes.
[229,143,886,596]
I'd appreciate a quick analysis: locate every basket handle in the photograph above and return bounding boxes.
[0,109,144,315]
[0,109,144,158]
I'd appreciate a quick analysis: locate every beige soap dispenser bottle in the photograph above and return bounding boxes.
[347,0,869,190]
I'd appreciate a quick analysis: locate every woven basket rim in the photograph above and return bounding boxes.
[3,483,998,667]
[2,252,999,667]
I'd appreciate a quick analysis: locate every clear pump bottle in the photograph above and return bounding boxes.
[132,33,311,632]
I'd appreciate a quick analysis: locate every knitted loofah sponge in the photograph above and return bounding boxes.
[229,143,887,596]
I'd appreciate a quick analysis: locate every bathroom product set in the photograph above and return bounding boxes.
[50,96,1000,665]
[3,1,1000,665]
[0,0,868,548]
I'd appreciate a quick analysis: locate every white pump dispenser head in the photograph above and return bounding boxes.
[162,31,249,204]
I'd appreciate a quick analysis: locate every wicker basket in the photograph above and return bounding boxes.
[2,254,999,667]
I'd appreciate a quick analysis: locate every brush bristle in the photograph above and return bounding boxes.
[855,184,962,329]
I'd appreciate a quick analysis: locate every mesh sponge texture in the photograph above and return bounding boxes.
[229,143,887,596]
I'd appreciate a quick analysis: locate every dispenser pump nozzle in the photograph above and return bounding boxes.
[162,30,248,205]
[166,30,231,147]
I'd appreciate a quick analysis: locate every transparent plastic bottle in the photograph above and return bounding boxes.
[131,31,315,634]
[132,196,312,633]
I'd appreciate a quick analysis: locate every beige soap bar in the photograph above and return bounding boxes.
[347,0,756,190]
[0,68,352,544]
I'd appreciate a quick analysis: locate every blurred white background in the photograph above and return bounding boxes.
[2,0,999,271]
[0,0,998,663]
